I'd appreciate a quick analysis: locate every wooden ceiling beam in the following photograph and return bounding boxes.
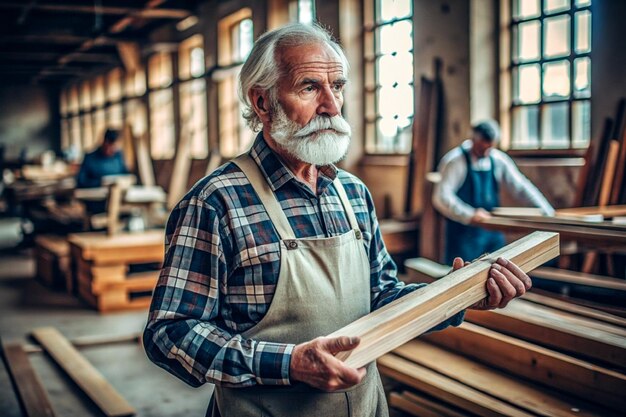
[0,2,191,19]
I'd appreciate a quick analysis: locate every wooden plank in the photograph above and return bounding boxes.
[378,354,536,417]
[328,231,559,368]
[466,300,626,369]
[555,204,626,218]
[23,333,140,354]
[134,132,155,187]
[598,140,620,207]
[392,391,471,417]
[167,118,193,210]
[2,341,56,417]
[523,291,626,328]
[492,207,544,217]
[106,183,123,236]
[68,230,164,264]
[424,322,626,411]
[530,267,626,293]
[507,298,626,337]
[480,216,626,244]
[587,118,614,206]
[394,340,612,417]
[31,327,135,417]
[530,288,626,318]
[610,122,626,204]
[405,77,434,215]
[389,392,445,417]
[574,143,594,207]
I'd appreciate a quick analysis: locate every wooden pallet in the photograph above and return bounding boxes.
[68,230,164,312]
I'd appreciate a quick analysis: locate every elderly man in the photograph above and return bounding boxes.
[144,24,532,417]
[433,120,555,265]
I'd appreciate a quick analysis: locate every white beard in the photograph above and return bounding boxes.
[269,104,352,166]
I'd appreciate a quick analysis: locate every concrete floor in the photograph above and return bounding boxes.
[0,249,213,417]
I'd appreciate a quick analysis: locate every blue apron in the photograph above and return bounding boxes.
[444,148,505,265]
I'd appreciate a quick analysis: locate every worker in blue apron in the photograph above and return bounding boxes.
[444,146,506,264]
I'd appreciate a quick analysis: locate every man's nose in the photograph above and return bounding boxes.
[317,86,341,117]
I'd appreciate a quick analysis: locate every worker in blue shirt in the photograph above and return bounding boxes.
[76,128,128,189]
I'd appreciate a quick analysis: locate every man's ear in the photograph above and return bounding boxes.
[249,89,271,124]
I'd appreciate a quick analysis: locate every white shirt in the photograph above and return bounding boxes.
[433,140,555,225]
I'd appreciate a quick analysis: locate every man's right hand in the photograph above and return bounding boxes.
[470,208,492,224]
[289,336,366,391]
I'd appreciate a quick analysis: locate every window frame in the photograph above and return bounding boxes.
[502,0,592,152]
[363,0,415,155]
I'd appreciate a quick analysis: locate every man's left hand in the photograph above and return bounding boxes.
[450,256,532,310]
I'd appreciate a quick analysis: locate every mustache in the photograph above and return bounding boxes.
[293,115,352,138]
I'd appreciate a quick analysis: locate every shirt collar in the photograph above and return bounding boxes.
[248,132,338,195]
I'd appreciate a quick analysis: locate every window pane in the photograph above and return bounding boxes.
[190,47,205,78]
[80,81,91,110]
[376,117,412,153]
[81,114,94,150]
[180,79,208,159]
[572,100,590,148]
[107,103,123,129]
[378,0,411,21]
[378,84,413,121]
[545,0,570,14]
[298,0,314,24]
[515,64,540,103]
[574,57,590,98]
[107,68,123,102]
[237,19,254,62]
[513,0,540,19]
[516,20,540,62]
[512,106,539,148]
[543,60,570,99]
[378,20,412,55]
[541,102,569,148]
[93,109,107,147]
[544,15,570,58]
[575,10,591,53]
[149,89,175,159]
[575,0,591,7]
[377,52,413,86]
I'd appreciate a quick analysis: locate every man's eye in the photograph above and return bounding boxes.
[333,84,344,91]
[303,86,315,92]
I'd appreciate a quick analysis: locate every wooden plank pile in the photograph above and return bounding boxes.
[388,256,626,416]
[68,230,164,312]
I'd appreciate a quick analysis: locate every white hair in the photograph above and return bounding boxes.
[238,23,350,131]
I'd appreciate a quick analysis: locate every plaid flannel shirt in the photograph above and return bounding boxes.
[143,133,464,388]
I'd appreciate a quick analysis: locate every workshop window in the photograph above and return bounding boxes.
[218,10,254,158]
[148,52,175,160]
[179,34,209,159]
[292,0,315,24]
[505,0,591,150]
[364,0,415,154]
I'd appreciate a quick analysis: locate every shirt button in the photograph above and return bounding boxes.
[355,230,362,239]
[287,240,298,249]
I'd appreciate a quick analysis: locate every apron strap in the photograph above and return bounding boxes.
[332,177,361,236]
[232,154,297,240]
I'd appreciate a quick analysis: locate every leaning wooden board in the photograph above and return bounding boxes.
[329,231,559,368]
[31,327,135,417]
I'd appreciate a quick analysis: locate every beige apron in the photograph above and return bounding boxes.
[210,155,388,417]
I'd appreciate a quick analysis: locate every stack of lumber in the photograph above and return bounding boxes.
[68,230,164,312]
[35,235,70,290]
[388,257,626,416]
